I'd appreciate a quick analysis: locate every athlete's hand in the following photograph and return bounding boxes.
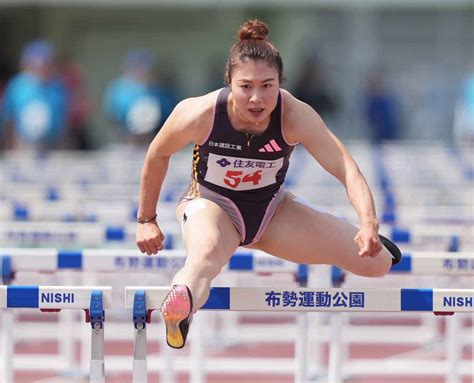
[354,222,382,258]
[136,220,165,255]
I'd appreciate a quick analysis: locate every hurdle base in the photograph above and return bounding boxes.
[434,311,455,316]
[90,359,105,383]
[133,360,147,383]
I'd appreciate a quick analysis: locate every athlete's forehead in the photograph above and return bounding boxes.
[232,60,279,82]
[238,78,275,83]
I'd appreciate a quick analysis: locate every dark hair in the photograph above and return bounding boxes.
[224,19,284,85]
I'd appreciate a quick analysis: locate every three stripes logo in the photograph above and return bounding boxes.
[258,139,282,153]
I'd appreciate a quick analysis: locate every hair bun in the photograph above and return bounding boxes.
[238,19,269,41]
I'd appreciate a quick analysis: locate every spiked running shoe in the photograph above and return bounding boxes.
[160,285,193,349]
[379,234,402,265]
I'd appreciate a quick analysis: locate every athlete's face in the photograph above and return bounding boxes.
[230,60,280,126]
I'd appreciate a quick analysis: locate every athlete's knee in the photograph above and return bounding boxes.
[185,242,224,277]
[362,250,392,277]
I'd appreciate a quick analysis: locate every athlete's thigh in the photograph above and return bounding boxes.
[176,198,241,266]
[252,193,387,276]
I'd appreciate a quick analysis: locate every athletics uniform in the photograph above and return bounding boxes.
[181,87,296,246]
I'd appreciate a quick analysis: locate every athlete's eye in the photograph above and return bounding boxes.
[263,84,273,88]
[240,84,250,89]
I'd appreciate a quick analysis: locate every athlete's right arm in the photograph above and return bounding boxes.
[136,94,215,255]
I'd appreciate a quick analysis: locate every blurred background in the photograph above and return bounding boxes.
[0,1,473,383]
[0,0,473,148]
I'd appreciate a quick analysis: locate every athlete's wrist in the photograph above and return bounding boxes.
[136,213,157,224]
[360,216,379,230]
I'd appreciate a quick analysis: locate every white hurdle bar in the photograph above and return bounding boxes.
[1,248,473,277]
[124,287,474,383]
[0,222,179,248]
[1,222,473,248]
[0,286,112,383]
[0,248,306,276]
[125,287,474,314]
[379,224,473,243]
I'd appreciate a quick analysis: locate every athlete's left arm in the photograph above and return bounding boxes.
[283,93,382,258]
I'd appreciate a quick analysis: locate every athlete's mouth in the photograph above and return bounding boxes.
[249,108,264,117]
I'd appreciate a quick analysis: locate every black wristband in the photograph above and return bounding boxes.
[137,214,157,224]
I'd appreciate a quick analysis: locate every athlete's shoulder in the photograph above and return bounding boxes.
[279,88,324,143]
[176,88,221,120]
[169,89,221,144]
[279,88,312,124]
[280,89,309,113]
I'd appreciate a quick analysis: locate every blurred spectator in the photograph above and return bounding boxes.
[364,70,401,143]
[293,56,338,121]
[0,61,13,150]
[0,61,13,107]
[57,53,93,150]
[104,49,176,144]
[0,40,68,150]
[453,70,474,146]
[207,57,226,90]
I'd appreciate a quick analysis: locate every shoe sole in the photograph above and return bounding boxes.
[161,286,191,349]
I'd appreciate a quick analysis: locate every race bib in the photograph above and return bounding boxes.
[205,153,283,191]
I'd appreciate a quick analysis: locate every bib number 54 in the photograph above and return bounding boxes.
[224,170,262,188]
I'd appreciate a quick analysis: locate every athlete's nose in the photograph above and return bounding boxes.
[249,91,261,103]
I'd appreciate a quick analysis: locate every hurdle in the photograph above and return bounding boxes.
[326,249,474,383]
[1,221,471,249]
[390,251,474,275]
[0,248,307,276]
[5,247,472,281]
[379,224,473,244]
[0,286,111,383]
[125,287,474,314]
[0,145,189,186]
[0,222,179,248]
[4,248,472,380]
[2,182,469,203]
[0,248,308,382]
[0,199,177,225]
[2,186,471,231]
[124,286,474,383]
[318,205,473,225]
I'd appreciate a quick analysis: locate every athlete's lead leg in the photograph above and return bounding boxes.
[161,198,241,348]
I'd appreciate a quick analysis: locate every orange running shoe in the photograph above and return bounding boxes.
[160,285,193,349]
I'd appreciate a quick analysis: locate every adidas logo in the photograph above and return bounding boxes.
[258,139,282,153]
